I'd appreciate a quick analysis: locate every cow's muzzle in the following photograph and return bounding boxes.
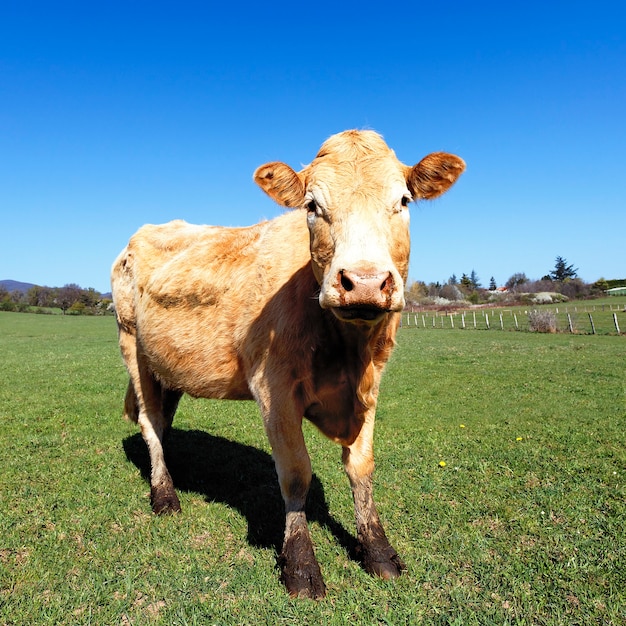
[333,305,390,323]
[330,269,398,324]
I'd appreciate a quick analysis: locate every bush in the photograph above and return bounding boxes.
[519,292,569,305]
[439,284,464,301]
[528,310,557,333]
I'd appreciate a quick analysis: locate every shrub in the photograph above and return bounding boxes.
[527,292,569,304]
[528,310,557,333]
[440,284,464,301]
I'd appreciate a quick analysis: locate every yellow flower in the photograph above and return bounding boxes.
[439,461,447,467]
[460,424,466,428]
[516,437,523,441]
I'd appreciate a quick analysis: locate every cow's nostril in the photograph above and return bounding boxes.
[340,271,354,292]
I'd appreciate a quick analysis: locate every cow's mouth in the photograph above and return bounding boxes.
[333,305,389,323]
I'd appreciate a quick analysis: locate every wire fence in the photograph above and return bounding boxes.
[400,304,625,336]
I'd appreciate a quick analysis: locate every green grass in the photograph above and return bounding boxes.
[1,312,624,624]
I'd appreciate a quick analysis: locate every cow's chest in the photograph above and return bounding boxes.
[302,347,369,446]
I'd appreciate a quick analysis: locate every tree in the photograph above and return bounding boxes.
[27,285,54,308]
[460,273,472,290]
[80,287,101,308]
[592,277,609,294]
[56,283,82,314]
[489,276,497,290]
[470,270,481,289]
[448,274,458,285]
[428,282,442,297]
[506,272,529,290]
[550,256,578,282]
[405,280,427,303]
[440,284,464,301]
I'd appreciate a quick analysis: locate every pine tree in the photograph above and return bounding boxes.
[470,270,481,289]
[550,256,578,281]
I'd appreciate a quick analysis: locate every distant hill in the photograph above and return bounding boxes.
[1,279,111,298]
[0,279,37,293]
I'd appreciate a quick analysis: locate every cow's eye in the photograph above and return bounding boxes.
[393,195,412,214]
[305,198,324,218]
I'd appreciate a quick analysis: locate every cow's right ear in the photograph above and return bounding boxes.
[254,162,306,208]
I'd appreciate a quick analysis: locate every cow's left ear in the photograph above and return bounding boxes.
[254,162,306,208]
[406,153,466,200]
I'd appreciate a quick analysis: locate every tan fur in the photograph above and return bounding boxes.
[111,130,464,597]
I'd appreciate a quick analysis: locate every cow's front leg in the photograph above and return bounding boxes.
[263,407,326,599]
[278,508,325,599]
[343,418,406,579]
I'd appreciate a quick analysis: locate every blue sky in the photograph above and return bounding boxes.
[1,1,624,293]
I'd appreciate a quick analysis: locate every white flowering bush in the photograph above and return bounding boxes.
[530,292,569,304]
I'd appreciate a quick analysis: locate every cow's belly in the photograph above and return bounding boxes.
[137,305,253,401]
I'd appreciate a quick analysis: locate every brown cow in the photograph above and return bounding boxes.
[111,130,464,598]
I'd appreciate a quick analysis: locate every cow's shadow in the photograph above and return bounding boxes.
[122,429,358,558]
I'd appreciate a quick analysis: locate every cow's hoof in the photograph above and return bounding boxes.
[357,541,406,579]
[278,530,326,599]
[150,486,181,515]
[278,554,326,599]
[366,552,406,579]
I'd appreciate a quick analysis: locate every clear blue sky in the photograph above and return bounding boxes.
[2,1,624,293]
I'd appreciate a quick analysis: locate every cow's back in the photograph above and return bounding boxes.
[111,211,313,399]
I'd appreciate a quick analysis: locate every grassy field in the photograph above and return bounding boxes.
[0,311,624,625]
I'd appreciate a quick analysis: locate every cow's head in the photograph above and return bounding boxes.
[255,130,465,325]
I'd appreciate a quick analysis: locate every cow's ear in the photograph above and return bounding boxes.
[406,153,465,200]
[254,162,306,208]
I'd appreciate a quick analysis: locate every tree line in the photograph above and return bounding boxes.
[0,283,112,315]
[406,256,616,307]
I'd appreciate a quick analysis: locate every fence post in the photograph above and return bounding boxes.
[614,313,621,334]
[473,311,477,328]
[485,314,490,329]
[588,313,596,335]
[514,313,519,330]
[499,313,504,330]
[450,314,454,329]
[567,313,574,333]
[461,312,466,329]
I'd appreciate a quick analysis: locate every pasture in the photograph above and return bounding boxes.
[401,297,626,335]
[0,311,624,624]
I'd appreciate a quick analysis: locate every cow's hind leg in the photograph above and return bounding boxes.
[161,387,182,433]
[343,420,406,579]
[136,376,182,514]
[119,329,182,514]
